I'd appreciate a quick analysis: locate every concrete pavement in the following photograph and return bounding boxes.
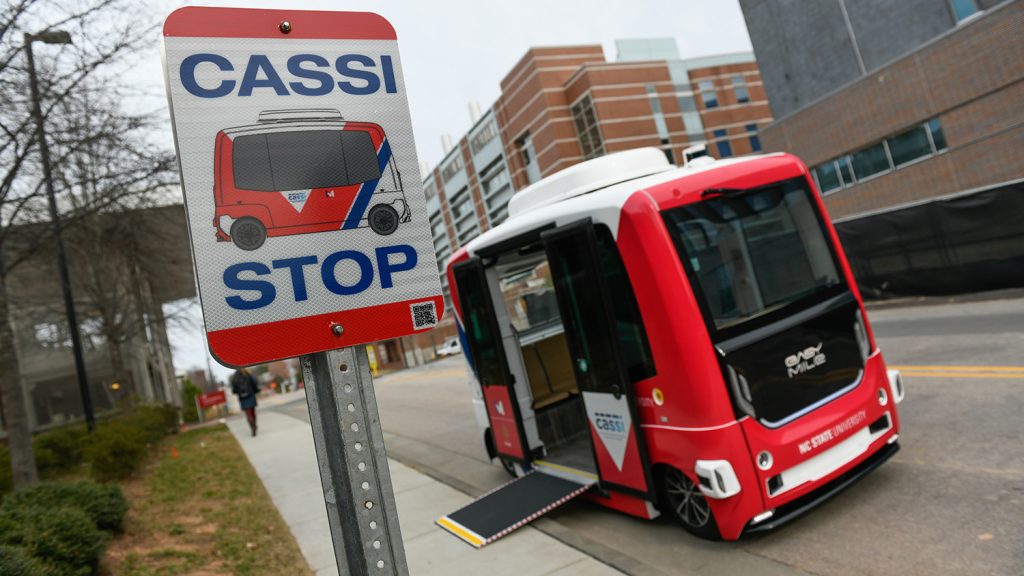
[226,392,624,576]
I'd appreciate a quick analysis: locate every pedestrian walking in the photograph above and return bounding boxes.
[231,368,260,436]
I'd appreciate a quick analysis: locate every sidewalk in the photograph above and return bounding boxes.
[227,397,623,576]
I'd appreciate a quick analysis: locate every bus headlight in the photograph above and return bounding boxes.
[756,450,773,471]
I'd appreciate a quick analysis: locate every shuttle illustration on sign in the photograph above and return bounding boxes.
[212,109,410,250]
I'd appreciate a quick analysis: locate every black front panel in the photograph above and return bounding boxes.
[725,297,863,426]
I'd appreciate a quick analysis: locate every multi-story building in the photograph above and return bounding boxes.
[739,0,1024,219]
[495,39,769,189]
[421,38,770,297]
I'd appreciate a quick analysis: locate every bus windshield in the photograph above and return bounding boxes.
[664,177,841,334]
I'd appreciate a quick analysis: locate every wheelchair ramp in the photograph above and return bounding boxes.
[437,471,595,548]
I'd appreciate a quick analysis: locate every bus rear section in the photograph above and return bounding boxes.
[442,150,903,544]
[213,110,410,250]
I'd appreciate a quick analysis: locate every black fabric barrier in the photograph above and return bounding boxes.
[833,181,1024,298]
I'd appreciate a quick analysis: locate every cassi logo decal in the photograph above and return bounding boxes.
[785,342,826,378]
[282,190,310,212]
[180,53,399,98]
[584,391,631,471]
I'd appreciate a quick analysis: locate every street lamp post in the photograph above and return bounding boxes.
[24,30,96,431]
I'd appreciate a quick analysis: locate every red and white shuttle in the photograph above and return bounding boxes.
[438,148,905,545]
[212,109,409,250]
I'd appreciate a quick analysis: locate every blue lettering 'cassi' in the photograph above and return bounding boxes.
[224,245,418,310]
[181,53,398,98]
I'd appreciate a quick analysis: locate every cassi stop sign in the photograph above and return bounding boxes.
[162,7,443,367]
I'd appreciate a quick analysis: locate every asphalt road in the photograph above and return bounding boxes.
[270,296,1024,576]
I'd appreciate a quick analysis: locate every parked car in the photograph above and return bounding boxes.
[437,338,462,357]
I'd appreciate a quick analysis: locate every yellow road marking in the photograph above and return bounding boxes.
[900,372,1024,379]
[436,516,484,547]
[891,365,1024,372]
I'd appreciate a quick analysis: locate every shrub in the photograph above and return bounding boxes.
[1,482,128,533]
[181,379,201,423]
[0,505,105,576]
[33,425,87,479]
[83,423,147,482]
[0,545,56,576]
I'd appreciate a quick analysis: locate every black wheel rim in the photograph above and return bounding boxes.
[372,207,397,233]
[664,468,711,528]
[236,222,262,248]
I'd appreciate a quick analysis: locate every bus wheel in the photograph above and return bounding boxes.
[230,218,266,251]
[368,204,400,235]
[499,458,517,478]
[659,466,721,540]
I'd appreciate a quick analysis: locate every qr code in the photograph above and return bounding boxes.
[410,301,437,329]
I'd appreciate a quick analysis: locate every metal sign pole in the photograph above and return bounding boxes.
[301,346,409,576]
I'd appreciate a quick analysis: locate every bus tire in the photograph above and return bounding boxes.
[230,217,266,251]
[368,204,400,235]
[658,465,721,540]
[499,458,517,478]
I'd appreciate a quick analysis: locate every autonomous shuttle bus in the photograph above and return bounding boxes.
[213,109,409,250]
[438,148,905,545]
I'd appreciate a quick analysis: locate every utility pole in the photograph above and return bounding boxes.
[25,30,95,431]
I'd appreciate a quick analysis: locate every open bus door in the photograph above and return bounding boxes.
[541,219,653,496]
[451,257,531,464]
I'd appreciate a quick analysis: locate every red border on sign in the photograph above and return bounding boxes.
[163,7,396,40]
[207,295,445,367]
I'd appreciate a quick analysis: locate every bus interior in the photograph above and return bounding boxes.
[494,247,597,476]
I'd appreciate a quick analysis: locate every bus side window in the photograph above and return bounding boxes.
[594,225,655,383]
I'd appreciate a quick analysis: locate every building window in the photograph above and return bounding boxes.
[677,89,705,140]
[646,85,670,144]
[812,119,947,192]
[571,94,605,160]
[733,75,750,104]
[928,119,948,151]
[887,124,932,167]
[441,154,463,183]
[837,155,854,184]
[713,129,732,158]
[851,142,890,180]
[517,132,541,184]
[699,80,718,109]
[746,123,761,152]
[424,181,440,215]
[814,161,842,194]
[470,121,499,154]
[950,0,978,22]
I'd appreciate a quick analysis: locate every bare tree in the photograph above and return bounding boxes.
[0,0,167,488]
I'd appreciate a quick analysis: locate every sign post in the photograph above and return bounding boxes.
[163,8,441,575]
[301,347,407,575]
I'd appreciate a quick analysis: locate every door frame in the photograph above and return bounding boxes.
[452,256,533,465]
[541,218,655,499]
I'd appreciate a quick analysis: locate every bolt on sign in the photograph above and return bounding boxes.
[162,7,442,366]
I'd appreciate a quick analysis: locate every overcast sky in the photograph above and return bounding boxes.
[152,0,753,380]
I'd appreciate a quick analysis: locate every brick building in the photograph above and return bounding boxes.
[740,0,1024,219]
[423,38,769,296]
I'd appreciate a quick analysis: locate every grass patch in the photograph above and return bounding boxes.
[104,425,312,576]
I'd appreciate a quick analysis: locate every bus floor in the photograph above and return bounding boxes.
[539,431,597,477]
